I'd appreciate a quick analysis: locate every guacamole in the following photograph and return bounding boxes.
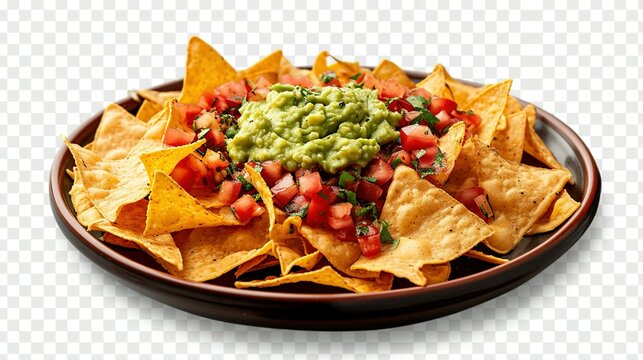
[227,84,401,173]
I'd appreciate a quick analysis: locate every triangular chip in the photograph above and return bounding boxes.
[189,183,225,209]
[235,254,279,278]
[351,166,494,286]
[235,266,393,293]
[372,59,416,88]
[417,64,453,99]
[437,64,480,106]
[136,89,180,105]
[432,121,466,186]
[463,79,512,145]
[103,233,139,249]
[144,171,239,236]
[139,139,205,182]
[472,139,571,253]
[312,51,361,84]
[526,190,580,235]
[270,216,322,275]
[92,103,150,160]
[503,95,524,117]
[136,100,163,122]
[178,36,237,104]
[464,250,509,265]
[442,140,479,196]
[244,164,276,232]
[420,263,451,285]
[490,110,527,163]
[68,167,105,228]
[237,50,283,81]
[169,216,273,282]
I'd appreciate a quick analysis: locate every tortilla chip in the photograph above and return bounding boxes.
[472,139,571,253]
[351,166,494,286]
[527,190,580,235]
[235,254,279,278]
[312,51,361,85]
[417,64,453,99]
[504,95,524,117]
[170,215,273,282]
[103,233,139,249]
[464,250,509,265]
[432,121,466,186]
[372,59,416,88]
[523,104,570,175]
[490,110,527,163]
[270,216,323,275]
[144,170,239,236]
[178,36,237,104]
[463,79,512,145]
[66,168,75,180]
[189,183,226,209]
[244,164,276,231]
[237,50,283,81]
[278,55,315,80]
[437,64,480,106]
[442,140,478,196]
[496,114,507,131]
[235,266,393,293]
[420,263,451,285]
[136,90,180,105]
[136,100,163,122]
[92,103,150,160]
[139,139,205,182]
[68,168,104,228]
[298,225,379,279]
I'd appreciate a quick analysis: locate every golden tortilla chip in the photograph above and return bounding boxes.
[298,225,379,279]
[136,90,180,105]
[432,121,466,186]
[437,64,480,106]
[312,51,361,84]
[189,183,226,209]
[417,64,453,99]
[244,164,276,232]
[504,95,524,117]
[351,166,494,286]
[496,114,507,131]
[139,139,205,183]
[136,100,163,122]
[420,263,451,285]
[169,215,273,282]
[103,233,139,249]
[144,170,239,236]
[235,254,279,278]
[372,59,416,88]
[237,50,283,81]
[442,140,478,196]
[68,168,104,228]
[178,36,237,104]
[270,216,323,275]
[464,250,509,265]
[92,103,150,160]
[490,110,527,163]
[277,55,315,81]
[235,266,393,293]
[463,79,512,145]
[523,104,571,180]
[472,139,571,253]
[527,190,580,235]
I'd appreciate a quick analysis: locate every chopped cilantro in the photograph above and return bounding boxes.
[320,71,337,83]
[361,176,377,183]
[391,157,402,169]
[337,189,357,205]
[254,163,263,173]
[286,204,309,218]
[415,149,427,159]
[338,171,356,188]
[356,225,370,236]
[317,191,329,200]
[379,221,399,247]
[350,72,362,80]
[406,95,430,109]
[466,109,474,115]
[236,175,254,191]
[225,124,239,138]
[355,203,378,217]
[252,193,261,202]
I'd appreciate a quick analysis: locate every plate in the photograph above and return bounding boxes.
[49,71,601,330]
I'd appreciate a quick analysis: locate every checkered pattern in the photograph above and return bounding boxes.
[0,1,640,359]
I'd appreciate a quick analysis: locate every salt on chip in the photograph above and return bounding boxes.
[464,250,509,265]
[139,139,205,182]
[526,190,580,235]
[136,100,163,122]
[169,215,274,282]
[178,36,237,104]
[420,263,451,285]
[432,121,466,186]
[144,170,239,236]
[372,59,416,88]
[298,225,379,279]
[351,166,494,286]
[490,110,527,163]
[416,64,453,100]
[463,79,512,145]
[471,139,571,253]
[92,103,150,160]
[235,266,393,293]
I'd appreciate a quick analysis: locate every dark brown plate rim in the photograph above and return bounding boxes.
[50,71,601,315]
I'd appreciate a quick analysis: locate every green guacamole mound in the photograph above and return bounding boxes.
[227,84,401,174]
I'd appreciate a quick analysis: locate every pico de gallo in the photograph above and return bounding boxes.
[165,71,494,259]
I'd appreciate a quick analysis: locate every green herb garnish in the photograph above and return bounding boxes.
[406,95,430,109]
[237,175,254,191]
[338,171,356,188]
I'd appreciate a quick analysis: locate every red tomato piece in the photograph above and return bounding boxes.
[356,179,383,202]
[216,80,248,108]
[334,227,357,242]
[169,162,196,192]
[377,78,406,99]
[284,194,310,215]
[294,168,311,180]
[198,91,217,111]
[174,103,203,128]
[389,149,412,168]
[219,180,242,205]
[387,98,415,113]
[231,195,265,223]
[474,194,495,221]
[298,172,323,197]
[271,173,298,207]
[310,185,339,206]
[305,197,329,227]
[327,203,354,230]
[451,110,482,127]
[455,186,490,220]
[356,224,381,258]
[280,74,314,88]
[164,128,196,147]
[260,161,283,187]
[429,98,458,115]
[364,158,394,186]
[213,95,229,114]
[406,87,433,101]
[413,146,439,169]
[183,155,208,179]
[399,124,437,151]
[434,110,458,134]
[202,149,229,170]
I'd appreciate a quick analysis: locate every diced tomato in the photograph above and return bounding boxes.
[202,149,229,170]
[183,155,208,179]
[389,149,412,168]
[193,112,216,130]
[259,161,283,187]
[413,146,439,169]
[298,172,323,197]
[455,186,494,221]
[284,194,310,215]
[271,173,298,207]
[199,91,217,111]
[356,179,383,202]
[216,80,248,108]
[169,162,196,192]
[305,197,329,227]
[335,227,357,242]
[294,168,311,180]
[231,195,265,223]
[320,71,341,87]
[434,110,458,134]
[219,180,242,205]
[280,74,314,88]
[406,87,433,101]
[361,73,379,89]
[164,128,196,147]
[327,203,354,230]
[387,98,415,113]
[429,98,457,115]
[254,77,273,89]
[377,79,406,99]
[247,87,270,102]
[174,103,204,128]
[203,129,225,149]
[451,110,482,127]
[310,185,339,206]
[356,224,381,258]
[213,95,229,113]
[364,158,394,186]
[399,124,437,151]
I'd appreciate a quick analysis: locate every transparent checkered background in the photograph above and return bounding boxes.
[0,1,639,358]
